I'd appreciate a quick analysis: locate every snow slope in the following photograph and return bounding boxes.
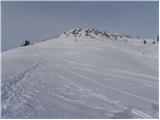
[1,28,159,118]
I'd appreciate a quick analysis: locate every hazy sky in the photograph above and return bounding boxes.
[2,1,159,51]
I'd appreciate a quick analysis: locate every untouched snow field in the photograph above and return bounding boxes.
[1,29,159,118]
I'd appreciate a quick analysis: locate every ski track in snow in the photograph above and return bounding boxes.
[59,57,158,87]
[60,56,158,81]
[38,49,157,118]
[39,57,153,119]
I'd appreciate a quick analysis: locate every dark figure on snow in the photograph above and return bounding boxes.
[21,40,30,46]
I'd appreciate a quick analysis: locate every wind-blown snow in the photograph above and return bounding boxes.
[1,28,159,118]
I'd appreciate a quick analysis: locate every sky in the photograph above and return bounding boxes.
[1,1,159,51]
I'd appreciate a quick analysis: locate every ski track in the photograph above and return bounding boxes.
[46,55,157,89]
[67,66,157,88]
[41,47,158,112]
[39,50,158,117]
[2,63,40,118]
[60,57,158,81]
[30,62,124,118]
[40,61,153,119]
[64,68,157,105]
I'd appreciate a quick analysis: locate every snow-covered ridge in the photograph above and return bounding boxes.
[58,28,157,44]
[63,28,134,39]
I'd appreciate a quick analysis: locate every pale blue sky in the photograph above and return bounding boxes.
[1,1,159,51]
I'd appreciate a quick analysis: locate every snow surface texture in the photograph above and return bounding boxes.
[1,28,159,118]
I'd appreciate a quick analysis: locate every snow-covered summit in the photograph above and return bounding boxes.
[61,28,134,40]
[1,28,159,119]
[56,28,157,45]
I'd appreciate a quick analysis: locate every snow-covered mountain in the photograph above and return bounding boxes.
[1,28,159,118]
